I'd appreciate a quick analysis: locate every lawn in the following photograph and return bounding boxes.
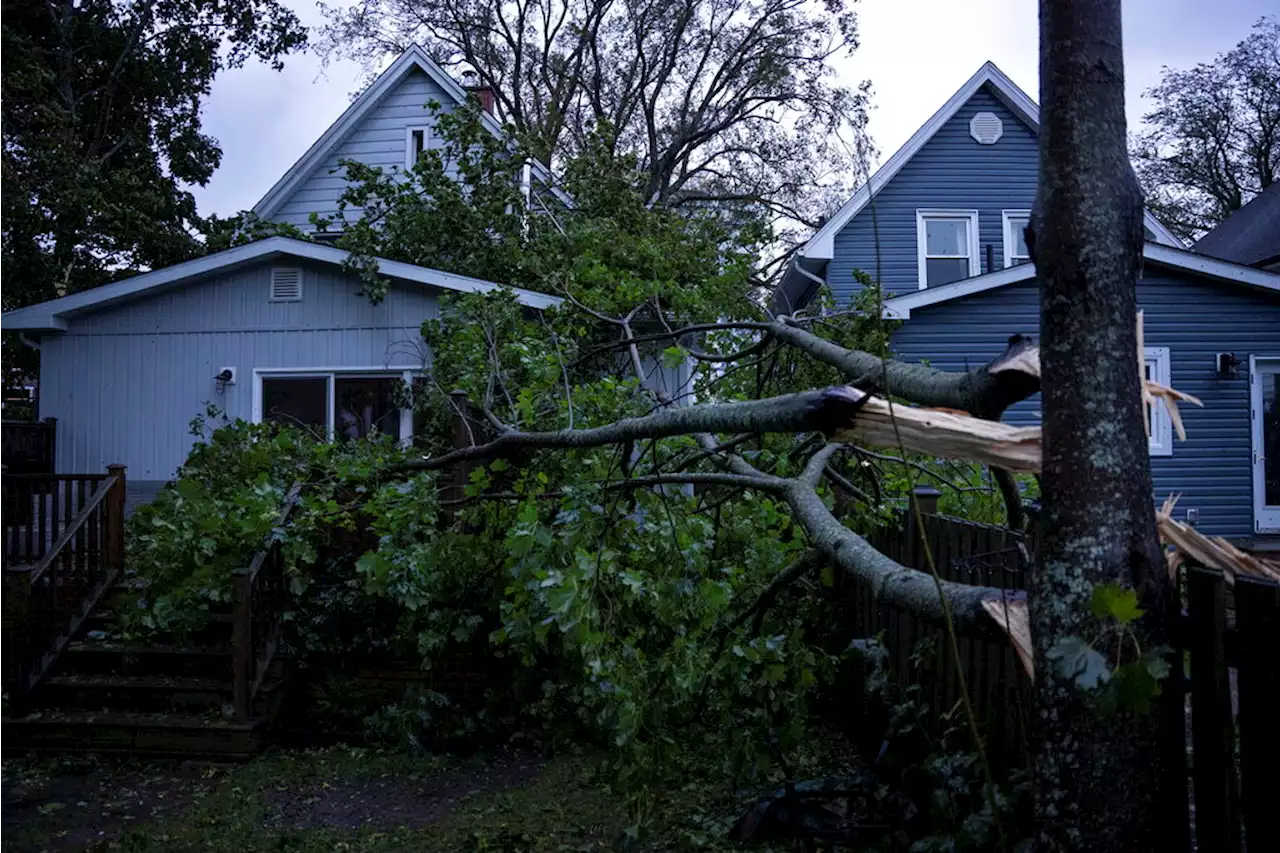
[2,746,748,852]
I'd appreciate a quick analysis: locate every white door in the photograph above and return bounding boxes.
[1251,356,1280,533]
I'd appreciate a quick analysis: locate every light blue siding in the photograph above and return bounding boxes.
[272,68,452,230]
[890,269,1280,537]
[38,259,437,486]
[826,86,1040,302]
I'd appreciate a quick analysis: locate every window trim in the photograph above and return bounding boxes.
[252,367,416,444]
[1002,210,1032,268]
[405,125,432,169]
[1144,347,1173,457]
[916,209,980,290]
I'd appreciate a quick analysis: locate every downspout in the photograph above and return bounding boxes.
[785,256,827,315]
[19,333,40,351]
[520,161,533,237]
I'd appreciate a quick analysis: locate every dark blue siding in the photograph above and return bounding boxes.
[827,86,1039,302]
[890,270,1280,538]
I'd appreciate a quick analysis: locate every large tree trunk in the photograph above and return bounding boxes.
[1031,0,1181,849]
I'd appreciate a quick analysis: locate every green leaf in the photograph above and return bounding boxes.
[1046,636,1112,690]
[661,345,689,369]
[1090,582,1143,625]
[820,564,836,588]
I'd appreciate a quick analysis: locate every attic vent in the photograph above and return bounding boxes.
[269,268,303,302]
[969,111,1004,145]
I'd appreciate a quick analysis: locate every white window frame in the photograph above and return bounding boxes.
[252,367,416,445]
[1144,347,1173,457]
[916,209,980,290]
[1251,356,1280,533]
[1002,210,1032,268]
[405,125,432,169]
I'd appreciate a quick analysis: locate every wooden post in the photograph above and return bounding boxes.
[43,417,56,473]
[231,570,252,724]
[104,464,126,572]
[1233,574,1280,853]
[1186,566,1239,853]
[911,484,941,518]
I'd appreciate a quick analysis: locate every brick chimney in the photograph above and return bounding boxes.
[461,70,496,115]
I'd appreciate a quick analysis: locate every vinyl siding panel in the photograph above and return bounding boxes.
[890,269,1280,537]
[38,259,437,486]
[272,69,454,229]
[826,86,1040,302]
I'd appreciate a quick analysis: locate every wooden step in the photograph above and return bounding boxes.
[57,641,231,679]
[2,709,268,760]
[37,674,232,713]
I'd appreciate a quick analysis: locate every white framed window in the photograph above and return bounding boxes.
[1144,347,1173,456]
[1002,210,1032,267]
[405,126,432,169]
[916,210,980,289]
[252,368,417,445]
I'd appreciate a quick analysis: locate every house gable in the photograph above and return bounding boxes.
[267,66,453,230]
[252,45,569,232]
[778,62,1182,310]
[825,84,1040,301]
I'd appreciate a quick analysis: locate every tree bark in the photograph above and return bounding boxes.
[1032,0,1180,848]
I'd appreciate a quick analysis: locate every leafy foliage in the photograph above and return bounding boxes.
[1046,582,1173,716]
[1,0,306,383]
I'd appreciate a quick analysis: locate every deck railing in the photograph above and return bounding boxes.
[3,464,127,704]
[3,472,114,568]
[231,483,302,723]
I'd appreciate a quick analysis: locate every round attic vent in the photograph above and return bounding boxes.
[969,111,1004,144]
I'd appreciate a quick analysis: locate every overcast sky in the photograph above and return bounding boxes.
[190,0,1274,218]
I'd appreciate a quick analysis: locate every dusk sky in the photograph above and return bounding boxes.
[189,0,1276,218]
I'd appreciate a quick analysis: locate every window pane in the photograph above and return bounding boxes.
[1009,217,1030,258]
[925,257,969,287]
[335,377,403,441]
[925,219,969,256]
[263,377,328,435]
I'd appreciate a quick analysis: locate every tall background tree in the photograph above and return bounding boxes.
[1131,16,1280,241]
[318,0,871,235]
[0,0,307,315]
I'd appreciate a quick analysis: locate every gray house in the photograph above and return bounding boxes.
[1,238,559,507]
[1,47,708,508]
[778,63,1280,540]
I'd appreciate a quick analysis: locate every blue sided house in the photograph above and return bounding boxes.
[777,63,1280,541]
[1,46,573,509]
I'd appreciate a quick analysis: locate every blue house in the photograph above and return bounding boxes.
[777,63,1280,541]
[1,47,572,508]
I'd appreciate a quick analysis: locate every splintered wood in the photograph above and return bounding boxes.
[828,390,1043,473]
[1157,495,1280,584]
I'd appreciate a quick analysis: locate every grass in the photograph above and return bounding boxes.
[3,746,753,853]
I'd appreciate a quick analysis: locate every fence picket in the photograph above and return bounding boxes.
[1186,566,1240,853]
[1232,574,1280,853]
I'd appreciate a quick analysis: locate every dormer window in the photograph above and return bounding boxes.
[916,210,980,289]
[405,126,432,169]
[1003,210,1032,267]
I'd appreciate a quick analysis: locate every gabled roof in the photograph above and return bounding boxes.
[251,45,568,220]
[1193,182,1280,268]
[798,62,1181,263]
[1,237,562,332]
[880,242,1280,319]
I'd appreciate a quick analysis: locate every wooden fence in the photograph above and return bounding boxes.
[1170,564,1279,853]
[849,492,1031,767]
[3,465,127,706]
